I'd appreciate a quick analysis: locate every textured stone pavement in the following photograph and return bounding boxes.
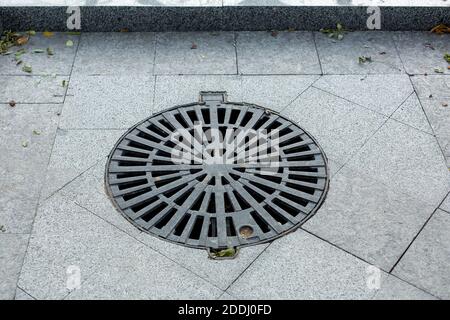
[1,31,449,300]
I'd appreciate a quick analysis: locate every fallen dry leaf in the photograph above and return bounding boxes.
[43,31,54,38]
[431,24,450,34]
[16,35,29,46]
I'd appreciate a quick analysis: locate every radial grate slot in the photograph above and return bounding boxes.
[105,91,329,250]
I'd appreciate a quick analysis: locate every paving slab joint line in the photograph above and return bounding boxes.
[222,241,272,292]
[389,205,444,274]
[319,86,416,175]
[14,93,71,295]
[277,75,322,114]
[72,202,225,293]
[312,32,324,76]
[384,90,436,136]
[151,32,157,76]
[15,286,37,300]
[301,229,440,299]
[408,76,449,164]
[42,157,106,203]
[440,191,450,214]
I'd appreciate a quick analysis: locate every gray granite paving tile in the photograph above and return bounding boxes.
[72,32,155,76]
[346,119,450,207]
[411,75,450,100]
[391,93,433,134]
[59,159,270,291]
[281,87,386,163]
[315,31,404,75]
[227,230,377,299]
[313,74,414,116]
[0,75,68,104]
[0,234,29,300]
[410,75,450,167]
[66,244,223,300]
[0,104,59,233]
[219,292,237,300]
[154,32,236,75]
[40,129,125,200]
[373,275,435,300]
[236,31,320,75]
[304,165,436,271]
[15,288,36,300]
[241,75,318,112]
[153,75,242,113]
[393,210,450,299]
[18,193,117,300]
[327,159,343,178]
[59,74,154,129]
[19,191,220,300]
[393,32,450,75]
[0,32,79,76]
[58,160,141,237]
[137,232,269,291]
[440,193,450,213]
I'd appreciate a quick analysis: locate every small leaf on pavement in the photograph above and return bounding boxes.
[22,64,32,73]
[16,35,29,46]
[43,31,54,38]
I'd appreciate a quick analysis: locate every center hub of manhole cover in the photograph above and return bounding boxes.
[105,92,329,250]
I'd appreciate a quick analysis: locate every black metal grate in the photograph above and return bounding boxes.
[105,92,329,249]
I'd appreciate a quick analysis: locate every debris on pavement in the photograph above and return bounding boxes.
[22,63,32,73]
[358,55,372,64]
[9,100,16,107]
[43,31,54,38]
[431,24,450,34]
[444,53,450,62]
[320,23,346,40]
[208,247,238,259]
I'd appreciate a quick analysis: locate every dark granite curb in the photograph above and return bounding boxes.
[0,6,449,32]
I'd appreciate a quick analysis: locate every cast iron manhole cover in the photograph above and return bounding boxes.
[105,92,329,250]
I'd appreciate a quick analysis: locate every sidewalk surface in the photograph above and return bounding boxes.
[1,30,449,300]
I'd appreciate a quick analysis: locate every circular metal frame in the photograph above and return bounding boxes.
[105,92,329,250]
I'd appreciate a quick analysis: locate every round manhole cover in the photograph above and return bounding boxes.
[105,92,329,250]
